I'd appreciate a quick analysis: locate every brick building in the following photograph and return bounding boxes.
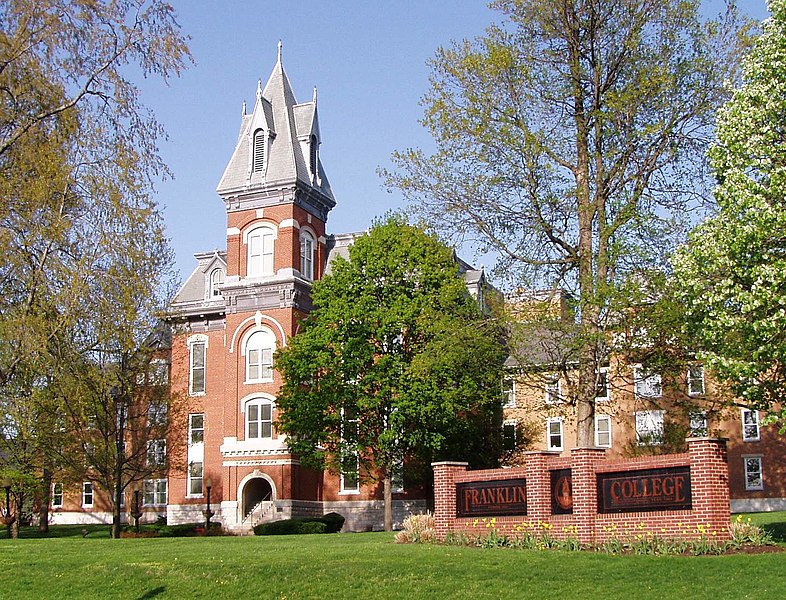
[501,290,786,513]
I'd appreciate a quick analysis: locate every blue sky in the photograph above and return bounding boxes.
[145,0,770,282]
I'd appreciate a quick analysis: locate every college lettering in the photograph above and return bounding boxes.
[463,485,526,512]
[608,475,687,503]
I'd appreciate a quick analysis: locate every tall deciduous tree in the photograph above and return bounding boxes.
[674,0,786,422]
[0,0,191,536]
[275,217,505,531]
[386,0,748,446]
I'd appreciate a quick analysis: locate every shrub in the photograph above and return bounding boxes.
[253,519,328,536]
[320,512,346,533]
[395,512,436,544]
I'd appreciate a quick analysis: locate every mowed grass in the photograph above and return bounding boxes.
[0,514,783,600]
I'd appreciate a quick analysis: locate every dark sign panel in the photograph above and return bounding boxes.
[551,469,573,515]
[456,478,527,517]
[597,467,692,514]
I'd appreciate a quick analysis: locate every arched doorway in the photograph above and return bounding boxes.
[242,477,273,518]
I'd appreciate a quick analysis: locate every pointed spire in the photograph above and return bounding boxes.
[256,79,263,101]
[277,39,283,64]
[312,86,318,104]
[242,100,247,116]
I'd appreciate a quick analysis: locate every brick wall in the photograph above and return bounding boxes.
[433,438,730,544]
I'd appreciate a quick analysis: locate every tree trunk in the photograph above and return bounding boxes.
[39,468,51,533]
[383,474,393,532]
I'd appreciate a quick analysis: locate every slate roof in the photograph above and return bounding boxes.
[216,44,334,204]
[170,250,228,311]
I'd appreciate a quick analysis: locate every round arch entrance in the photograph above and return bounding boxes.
[242,477,274,517]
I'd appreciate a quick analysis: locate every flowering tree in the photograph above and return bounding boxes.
[674,0,786,422]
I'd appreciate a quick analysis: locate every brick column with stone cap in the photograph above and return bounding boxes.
[432,461,468,539]
[570,447,606,545]
[687,437,730,538]
[523,451,560,523]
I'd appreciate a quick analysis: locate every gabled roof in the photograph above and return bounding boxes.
[216,43,334,204]
[171,250,228,309]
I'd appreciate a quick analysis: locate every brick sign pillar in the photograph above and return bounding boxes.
[571,447,606,545]
[687,437,730,537]
[432,461,468,539]
[523,451,556,523]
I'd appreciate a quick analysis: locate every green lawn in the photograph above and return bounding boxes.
[0,514,783,599]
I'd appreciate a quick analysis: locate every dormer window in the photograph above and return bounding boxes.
[209,268,224,298]
[253,129,266,173]
[309,134,318,178]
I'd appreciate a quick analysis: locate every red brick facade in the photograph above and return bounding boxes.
[434,438,731,544]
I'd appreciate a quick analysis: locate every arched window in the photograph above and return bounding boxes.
[247,225,275,277]
[209,268,224,297]
[245,329,275,383]
[300,231,315,280]
[253,129,266,173]
[246,398,274,439]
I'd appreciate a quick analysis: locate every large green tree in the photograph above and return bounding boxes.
[275,217,506,531]
[386,0,748,446]
[674,0,786,422]
[0,0,191,536]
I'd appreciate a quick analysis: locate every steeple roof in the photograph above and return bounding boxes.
[216,43,334,206]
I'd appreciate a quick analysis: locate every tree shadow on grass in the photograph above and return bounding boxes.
[136,587,165,599]
[761,521,786,544]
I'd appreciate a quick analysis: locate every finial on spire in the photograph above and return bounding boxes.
[312,86,318,103]
[242,100,247,116]
[277,39,283,63]
[256,79,263,100]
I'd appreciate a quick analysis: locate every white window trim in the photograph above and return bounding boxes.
[52,482,63,508]
[187,461,204,498]
[243,328,276,384]
[300,230,316,281]
[339,462,360,495]
[244,223,277,278]
[208,268,224,299]
[143,479,168,507]
[633,365,662,398]
[245,398,274,440]
[502,377,516,409]
[742,408,760,442]
[187,334,209,396]
[544,375,561,405]
[147,439,166,467]
[503,419,517,452]
[689,410,708,437]
[594,414,612,448]
[547,417,564,451]
[635,410,665,446]
[596,368,610,402]
[743,455,764,491]
[687,365,705,396]
[82,481,94,508]
[189,413,205,446]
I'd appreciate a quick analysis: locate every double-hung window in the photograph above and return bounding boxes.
[544,375,561,405]
[595,415,612,448]
[688,365,705,396]
[300,232,315,280]
[188,462,203,497]
[245,329,275,383]
[144,479,168,506]
[189,339,206,395]
[502,377,516,408]
[744,456,763,490]
[246,399,273,440]
[82,482,94,507]
[742,409,760,441]
[147,439,166,468]
[247,225,275,277]
[689,411,708,437]
[189,413,205,445]
[635,410,665,446]
[547,417,564,451]
[634,366,661,398]
[52,483,63,508]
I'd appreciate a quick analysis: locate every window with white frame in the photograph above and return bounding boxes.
[742,409,760,441]
[340,407,359,493]
[189,339,206,395]
[547,417,563,451]
[245,329,275,383]
[635,410,665,445]
[744,456,763,490]
[391,457,404,493]
[595,414,612,448]
[689,411,708,437]
[209,268,224,298]
[253,129,266,173]
[52,482,63,508]
[189,413,205,445]
[247,225,275,277]
[147,439,166,467]
[634,366,662,398]
[147,359,169,386]
[246,398,274,440]
[300,231,315,280]
[596,369,609,401]
[143,479,168,506]
[688,365,705,396]
[502,377,516,408]
[503,420,517,452]
[544,375,561,404]
[188,461,203,496]
[82,481,94,507]
[147,399,167,426]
